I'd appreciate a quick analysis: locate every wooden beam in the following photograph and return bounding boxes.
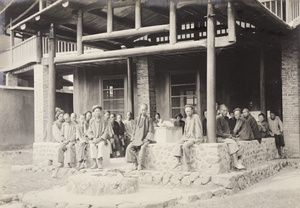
[127,57,133,113]
[227,2,236,43]
[77,9,83,55]
[39,0,44,11]
[47,23,56,142]
[135,0,142,29]
[196,69,202,118]
[107,0,114,33]
[206,0,216,143]
[10,0,63,31]
[55,36,234,63]
[260,46,266,115]
[83,0,138,13]
[82,24,170,42]
[169,0,177,45]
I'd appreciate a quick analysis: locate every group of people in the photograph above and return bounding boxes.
[51,102,284,172]
[52,104,155,170]
[173,103,284,171]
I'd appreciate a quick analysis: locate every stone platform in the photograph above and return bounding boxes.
[143,138,278,174]
[67,170,139,195]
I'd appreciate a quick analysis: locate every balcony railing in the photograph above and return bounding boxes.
[0,36,100,70]
[260,0,300,23]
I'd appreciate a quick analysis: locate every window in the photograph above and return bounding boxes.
[102,78,125,116]
[171,74,197,117]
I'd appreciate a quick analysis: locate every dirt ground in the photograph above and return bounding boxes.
[0,150,67,195]
[1,149,300,208]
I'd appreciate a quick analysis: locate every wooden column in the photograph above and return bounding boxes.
[227,2,236,43]
[135,0,141,29]
[47,23,56,142]
[206,0,216,143]
[260,46,266,115]
[77,9,83,55]
[196,70,202,119]
[107,0,113,33]
[10,18,14,66]
[39,0,44,11]
[127,57,133,113]
[36,31,42,63]
[169,0,177,45]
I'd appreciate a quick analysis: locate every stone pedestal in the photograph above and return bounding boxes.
[154,127,182,143]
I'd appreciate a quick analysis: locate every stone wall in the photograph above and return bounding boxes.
[143,138,277,174]
[281,30,300,157]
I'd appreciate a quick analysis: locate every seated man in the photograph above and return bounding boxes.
[233,108,254,141]
[125,103,155,170]
[173,105,203,171]
[57,113,77,168]
[216,105,245,170]
[76,114,89,170]
[107,113,121,157]
[87,105,111,169]
[242,108,262,143]
[117,114,126,156]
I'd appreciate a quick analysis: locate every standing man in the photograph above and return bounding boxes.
[173,105,203,171]
[242,108,262,143]
[76,114,89,170]
[202,110,207,141]
[87,105,111,169]
[125,103,155,170]
[57,113,77,168]
[124,111,135,149]
[107,113,121,157]
[233,108,254,141]
[216,105,245,170]
[117,114,126,156]
[268,111,284,158]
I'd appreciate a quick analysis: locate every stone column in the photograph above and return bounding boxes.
[5,72,18,86]
[281,30,300,157]
[135,56,156,117]
[34,64,49,143]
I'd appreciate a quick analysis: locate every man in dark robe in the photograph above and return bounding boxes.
[242,108,262,143]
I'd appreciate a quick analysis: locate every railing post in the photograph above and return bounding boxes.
[36,31,43,63]
[107,0,113,33]
[169,0,177,45]
[77,9,83,55]
[10,18,15,66]
[135,0,142,29]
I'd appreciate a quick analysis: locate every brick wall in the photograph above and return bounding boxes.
[135,56,156,117]
[34,64,49,143]
[281,30,300,157]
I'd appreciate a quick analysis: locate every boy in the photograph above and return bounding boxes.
[76,114,89,170]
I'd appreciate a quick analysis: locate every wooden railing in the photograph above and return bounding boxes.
[260,0,300,23]
[11,36,37,68]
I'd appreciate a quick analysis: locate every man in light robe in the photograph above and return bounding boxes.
[242,108,262,143]
[124,111,134,149]
[87,105,111,169]
[173,105,203,171]
[57,113,77,168]
[125,104,155,170]
[71,113,78,124]
[216,105,245,170]
[52,109,65,143]
[76,114,89,170]
[233,108,254,141]
[268,111,284,157]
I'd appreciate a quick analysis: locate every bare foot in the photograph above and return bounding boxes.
[57,163,64,168]
[137,164,142,170]
[90,164,98,169]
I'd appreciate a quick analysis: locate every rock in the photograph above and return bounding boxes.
[175,173,184,180]
[11,165,23,172]
[0,194,16,203]
[188,172,199,182]
[200,175,211,185]
[193,178,202,187]
[162,173,172,185]
[181,176,191,187]
[153,174,163,185]
[65,204,90,208]
[170,176,181,186]
[126,186,135,194]
[32,166,39,172]
[237,177,245,190]
[180,193,198,203]
[35,201,58,208]
[211,174,236,189]
[56,202,68,208]
[197,191,213,200]
[212,188,226,197]
[206,156,221,164]
[117,203,140,208]
[144,173,153,184]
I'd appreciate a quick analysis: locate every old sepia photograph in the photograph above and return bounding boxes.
[0,0,299,207]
